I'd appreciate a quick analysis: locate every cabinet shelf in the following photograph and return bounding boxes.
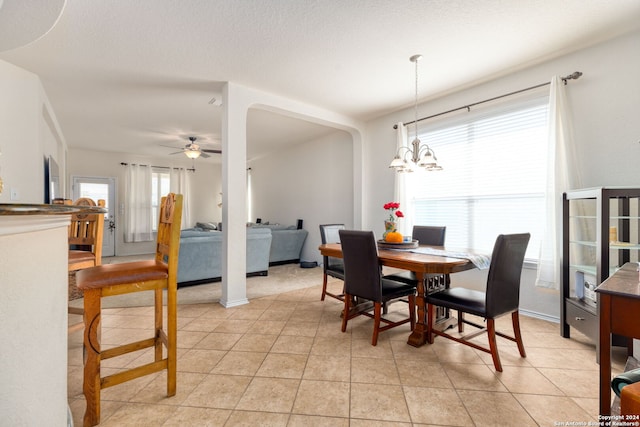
[570,240,640,250]
[562,187,640,343]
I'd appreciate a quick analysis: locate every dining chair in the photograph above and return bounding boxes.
[339,229,416,346]
[319,224,346,301]
[67,197,106,334]
[385,225,447,288]
[426,233,530,372]
[76,193,183,426]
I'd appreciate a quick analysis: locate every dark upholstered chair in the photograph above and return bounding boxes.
[76,193,183,426]
[319,224,345,301]
[413,225,447,246]
[339,230,417,346]
[426,233,530,372]
[385,225,447,289]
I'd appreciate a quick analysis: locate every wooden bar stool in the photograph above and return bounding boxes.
[68,198,105,333]
[76,193,182,427]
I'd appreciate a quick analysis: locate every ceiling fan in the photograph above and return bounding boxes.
[165,136,221,159]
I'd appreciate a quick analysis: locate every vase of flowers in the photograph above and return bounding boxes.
[383,202,404,239]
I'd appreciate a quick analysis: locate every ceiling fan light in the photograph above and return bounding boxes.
[185,149,201,159]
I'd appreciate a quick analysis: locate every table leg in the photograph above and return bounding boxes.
[600,294,612,416]
[408,272,428,347]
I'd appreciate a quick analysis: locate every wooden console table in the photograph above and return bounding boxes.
[596,262,640,416]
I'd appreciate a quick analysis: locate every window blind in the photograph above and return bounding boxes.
[406,94,549,259]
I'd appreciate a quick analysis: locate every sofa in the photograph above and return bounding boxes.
[250,224,308,265]
[177,227,272,286]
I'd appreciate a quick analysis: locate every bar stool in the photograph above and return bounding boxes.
[76,193,182,426]
[67,197,105,334]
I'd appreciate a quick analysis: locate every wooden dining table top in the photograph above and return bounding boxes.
[318,242,474,274]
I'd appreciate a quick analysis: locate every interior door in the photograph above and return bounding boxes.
[71,176,116,257]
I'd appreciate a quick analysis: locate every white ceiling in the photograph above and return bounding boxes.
[1,0,639,162]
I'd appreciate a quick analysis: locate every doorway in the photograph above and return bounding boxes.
[71,176,116,257]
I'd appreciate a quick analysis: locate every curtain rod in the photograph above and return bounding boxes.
[120,162,195,172]
[393,71,583,129]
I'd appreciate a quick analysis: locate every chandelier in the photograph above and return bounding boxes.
[389,54,442,172]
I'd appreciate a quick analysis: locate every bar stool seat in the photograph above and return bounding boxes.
[78,260,168,290]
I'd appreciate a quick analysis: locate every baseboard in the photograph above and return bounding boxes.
[178,270,269,288]
[269,259,299,267]
[519,308,559,324]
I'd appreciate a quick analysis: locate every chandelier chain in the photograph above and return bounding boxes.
[414,56,419,141]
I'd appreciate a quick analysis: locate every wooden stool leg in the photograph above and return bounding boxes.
[166,286,177,396]
[83,289,102,427]
[154,288,163,362]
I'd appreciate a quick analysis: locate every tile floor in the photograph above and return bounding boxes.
[67,280,627,426]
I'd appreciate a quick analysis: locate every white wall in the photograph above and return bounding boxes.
[0,60,66,204]
[250,130,354,263]
[67,148,222,256]
[363,29,640,320]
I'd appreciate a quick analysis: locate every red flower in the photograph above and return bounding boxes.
[384,201,403,222]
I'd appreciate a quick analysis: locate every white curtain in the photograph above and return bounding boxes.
[535,76,582,289]
[170,167,190,228]
[124,163,153,242]
[393,122,413,236]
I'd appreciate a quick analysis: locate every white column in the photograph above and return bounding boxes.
[220,82,249,307]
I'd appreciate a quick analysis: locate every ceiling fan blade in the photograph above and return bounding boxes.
[202,149,222,154]
[169,150,184,155]
[160,144,183,150]
[199,152,211,158]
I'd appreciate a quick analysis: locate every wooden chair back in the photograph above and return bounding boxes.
[68,198,105,271]
[154,193,182,284]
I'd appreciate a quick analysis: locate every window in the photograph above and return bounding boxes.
[151,169,170,231]
[405,94,549,260]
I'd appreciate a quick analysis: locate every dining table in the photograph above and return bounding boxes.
[318,242,477,347]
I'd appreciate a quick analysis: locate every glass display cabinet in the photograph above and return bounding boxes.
[561,187,640,342]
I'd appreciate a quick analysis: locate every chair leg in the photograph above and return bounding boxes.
[321,273,328,301]
[341,294,351,332]
[372,302,382,346]
[82,289,102,427]
[512,311,527,358]
[487,318,503,372]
